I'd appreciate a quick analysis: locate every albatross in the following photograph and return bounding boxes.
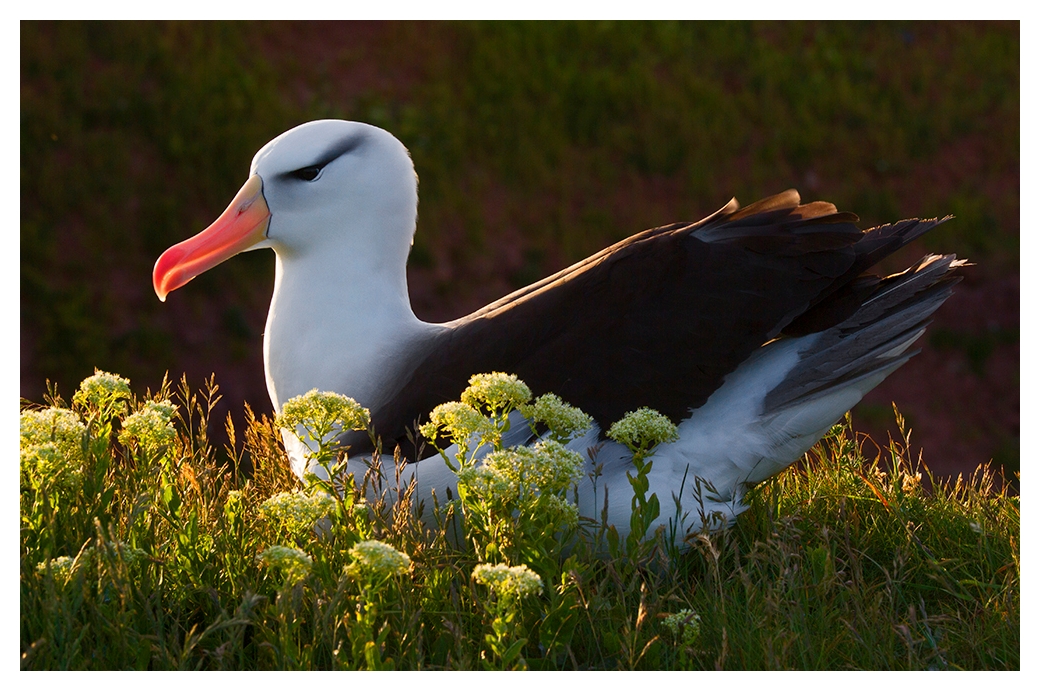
[153,119,963,538]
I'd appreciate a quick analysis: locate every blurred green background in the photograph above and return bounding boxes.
[20,21,1019,477]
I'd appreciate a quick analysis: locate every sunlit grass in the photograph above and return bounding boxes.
[20,372,1018,670]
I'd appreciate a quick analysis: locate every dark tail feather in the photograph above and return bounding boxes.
[766,254,965,411]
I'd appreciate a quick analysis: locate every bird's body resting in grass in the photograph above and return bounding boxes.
[153,119,964,540]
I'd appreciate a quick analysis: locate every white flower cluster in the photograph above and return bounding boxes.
[661,609,701,647]
[21,407,88,488]
[540,493,581,527]
[20,407,87,460]
[519,393,593,443]
[119,400,178,454]
[223,489,246,520]
[421,400,499,450]
[73,369,131,418]
[472,563,543,600]
[258,490,337,535]
[144,399,177,420]
[456,441,584,528]
[484,440,584,495]
[258,544,313,583]
[607,407,679,453]
[275,389,370,440]
[21,443,76,491]
[36,541,148,583]
[101,540,148,564]
[456,462,512,498]
[35,555,76,582]
[344,539,411,582]
[461,372,532,414]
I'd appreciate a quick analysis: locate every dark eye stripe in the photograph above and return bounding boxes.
[316,133,364,166]
[280,133,364,183]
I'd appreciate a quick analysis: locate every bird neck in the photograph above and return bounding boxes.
[262,245,433,412]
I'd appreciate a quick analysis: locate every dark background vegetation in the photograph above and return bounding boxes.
[20,21,1019,478]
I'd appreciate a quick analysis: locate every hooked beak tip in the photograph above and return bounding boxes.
[151,174,269,302]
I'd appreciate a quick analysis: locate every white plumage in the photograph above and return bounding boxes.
[154,119,962,542]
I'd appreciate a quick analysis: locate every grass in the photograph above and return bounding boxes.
[20,373,1019,670]
[18,22,1021,670]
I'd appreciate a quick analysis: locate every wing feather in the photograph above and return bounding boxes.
[341,191,949,458]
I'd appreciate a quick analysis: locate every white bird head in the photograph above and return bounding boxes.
[153,119,418,301]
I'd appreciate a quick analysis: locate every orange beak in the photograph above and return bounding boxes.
[153,174,271,301]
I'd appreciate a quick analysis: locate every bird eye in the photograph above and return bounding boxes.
[291,165,322,182]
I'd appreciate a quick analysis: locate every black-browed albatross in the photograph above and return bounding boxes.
[153,119,963,538]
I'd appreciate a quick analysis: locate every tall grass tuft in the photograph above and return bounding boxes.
[20,373,1019,670]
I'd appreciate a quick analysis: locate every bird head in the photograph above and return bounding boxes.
[153,119,418,301]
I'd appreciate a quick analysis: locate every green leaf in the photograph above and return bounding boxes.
[501,637,528,668]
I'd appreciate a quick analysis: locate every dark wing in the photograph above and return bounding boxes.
[347,189,947,458]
